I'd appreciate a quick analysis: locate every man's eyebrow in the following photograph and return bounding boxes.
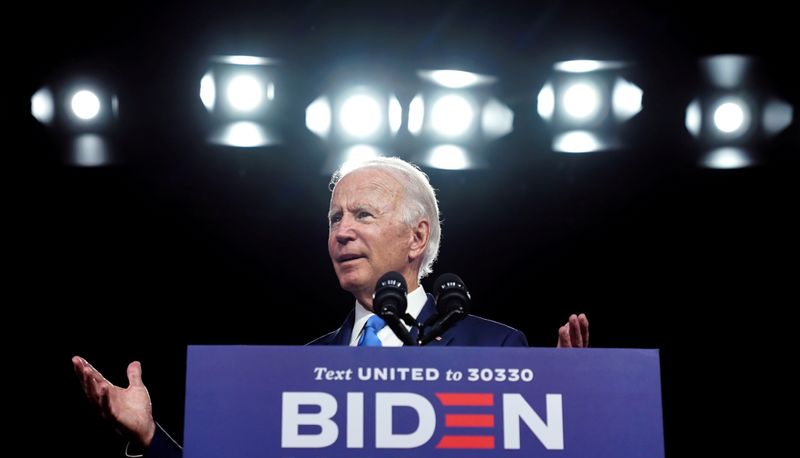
[348,201,381,211]
[328,203,382,220]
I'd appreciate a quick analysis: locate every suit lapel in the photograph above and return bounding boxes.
[415,295,455,346]
[330,309,356,345]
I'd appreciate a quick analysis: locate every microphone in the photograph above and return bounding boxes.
[372,271,417,346]
[419,273,471,345]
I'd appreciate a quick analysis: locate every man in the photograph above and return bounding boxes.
[72,157,589,456]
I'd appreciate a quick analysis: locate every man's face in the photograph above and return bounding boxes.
[328,168,417,305]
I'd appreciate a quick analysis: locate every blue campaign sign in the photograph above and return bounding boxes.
[184,346,663,458]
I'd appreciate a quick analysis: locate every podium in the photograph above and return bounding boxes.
[184,346,663,457]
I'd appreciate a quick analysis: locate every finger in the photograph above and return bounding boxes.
[72,357,89,390]
[569,314,583,348]
[557,324,570,348]
[88,370,108,404]
[71,356,84,375]
[127,361,143,387]
[579,313,589,347]
[98,383,113,420]
[77,357,105,385]
[76,360,98,398]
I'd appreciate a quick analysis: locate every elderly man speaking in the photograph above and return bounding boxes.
[72,157,589,457]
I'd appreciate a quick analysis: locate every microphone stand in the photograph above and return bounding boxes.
[417,310,463,346]
[379,310,418,346]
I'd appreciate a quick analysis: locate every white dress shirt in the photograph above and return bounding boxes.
[349,286,427,346]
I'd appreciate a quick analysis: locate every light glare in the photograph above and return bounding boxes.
[200,71,216,112]
[428,145,470,170]
[713,100,748,135]
[388,95,402,135]
[762,98,793,136]
[562,82,601,120]
[702,147,753,169]
[555,60,625,73]
[702,55,751,89]
[611,77,643,122]
[220,121,269,147]
[430,94,473,138]
[418,69,495,88]
[685,99,702,138]
[482,97,514,139]
[537,82,555,121]
[408,95,424,135]
[71,90,101,120]
[340,93,382,139]
[306,96,332,139]
[31,87,55,125]
[554,130,602,153]
[72,134,110,166]
[226,74,263,112]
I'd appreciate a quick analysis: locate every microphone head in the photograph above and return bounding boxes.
[373,271,408,318]
[433,273,471,315]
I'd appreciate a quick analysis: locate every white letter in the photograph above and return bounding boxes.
[347,392,364,448]
[358,367,371,380]
[426,368,439,381]
[375,393,435,448]
[503,393,563,450]
[281,392,338,448]
[312,367,327,380]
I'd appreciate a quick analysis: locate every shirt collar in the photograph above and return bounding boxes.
[351,285,427,346]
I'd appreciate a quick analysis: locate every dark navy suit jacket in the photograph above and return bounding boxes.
[146,295,527,458]
[309,294,528,347]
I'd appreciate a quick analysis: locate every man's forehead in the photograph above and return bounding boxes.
[330,169,403,204]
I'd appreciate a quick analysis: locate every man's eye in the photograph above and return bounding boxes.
[357,211,373,219]
[330,214,342,224]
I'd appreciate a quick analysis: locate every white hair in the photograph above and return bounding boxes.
[330,157,441,279]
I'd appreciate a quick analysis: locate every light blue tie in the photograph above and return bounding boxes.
[358,315,386,347]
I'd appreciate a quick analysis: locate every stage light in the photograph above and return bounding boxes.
[199,72,215,111]
[611,78,643,122]
[31,87,55,125]
[553,131,602,154]
[417,69,496,89]
[537,83,555,122]
[702,147,752,169]
[70,89,101,120]
[226,74,265,112]
[762,99,793,135]
[685,55,794,169]
[307,86,399,143]
[306,77,401,172]
[409,68,512,170]
[339,92,383,139]
[554,59,625,73]
[537,59,642,153]
[200,55,282,147]
[712,98,749,136]
[31,76,119,167]
[430,94,474,138]
[335,88,402,142]
[426,145,471,170]
[305,96,332,139]
[561,81,602,121]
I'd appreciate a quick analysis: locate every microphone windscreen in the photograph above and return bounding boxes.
[374,271,408,316]
[433,273,471,315]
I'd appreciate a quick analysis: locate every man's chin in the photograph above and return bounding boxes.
[338,275,367,293]
[338,273,376,296]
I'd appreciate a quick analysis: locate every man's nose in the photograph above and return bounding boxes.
[334,216,356,244]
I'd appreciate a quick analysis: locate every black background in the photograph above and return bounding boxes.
[13,1,798,456]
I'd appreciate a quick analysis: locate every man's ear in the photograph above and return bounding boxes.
[408,219,430,261]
